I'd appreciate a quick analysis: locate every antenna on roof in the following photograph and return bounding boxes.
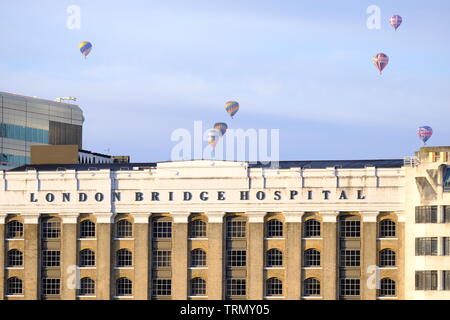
[55,97,77,103]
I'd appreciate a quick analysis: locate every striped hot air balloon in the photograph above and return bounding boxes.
[79,41,93,58]
[214,122,228,136]
[417,126,433,145]
[207,129,221,149]
[225,101,239,118]
[373,53,389,74]
[390,15,402,31]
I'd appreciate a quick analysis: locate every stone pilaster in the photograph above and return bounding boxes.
[133,213,151,300]
[321,211,338,300]
[61,215,78,300]
[94,213,113,300]
[285,212,303,300]
[247,212,265,299]
[171,212,189,300]
[206,211,225,299]
[361,212,378,300]
[23,214,40,300]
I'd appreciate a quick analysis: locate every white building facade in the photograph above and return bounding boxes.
[0,147,448,300]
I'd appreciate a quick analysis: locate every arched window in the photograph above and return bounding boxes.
[116,277,132,296]
[380,278,396,296]
[379,219,396,238]
[80,249,96,267]
[7,249,23,267]
[190,277,206,296]
[190,220,206,238]
[304,219,320,238]
[304,249,321,267]
[266,248,283,267]
[379,249,396,267]
[266,219,283,238]
[116,220,132,238]
[116,249,132,267]
[7,277,23,295]
[191,249,206,267]
[6,220,23,239]
[266,278,283,296]
[304,278,320,296]
[80,220,96,238]
[79,277,95,296]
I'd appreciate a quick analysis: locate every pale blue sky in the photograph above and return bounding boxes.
[1,0,449,162]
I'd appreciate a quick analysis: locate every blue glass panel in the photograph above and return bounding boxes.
[0,123,48,143]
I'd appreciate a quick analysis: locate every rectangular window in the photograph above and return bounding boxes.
[340,278,360,297]
[227,250,247,267]
[415,271,438,290]
[415,206,438,223]
[442,237,450,256]
[152,221,172,239]
[42,221,61,239]
[226,279,246,297]
[444,206,450,223]
[226,220,246,238]
[340,220,360,238]
[415,238,438,256]
[42,278,60,295]
[443,271,450,291]
[444,238,450,256]
[152,279,171,297]
[340,250,360,267]
[152,250,171,268]
[42,250,61,267]
[444,166,450,192]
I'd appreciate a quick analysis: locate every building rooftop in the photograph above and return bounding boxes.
[8,159,404,172]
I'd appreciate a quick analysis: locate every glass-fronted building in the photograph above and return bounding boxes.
[0,92,84,169]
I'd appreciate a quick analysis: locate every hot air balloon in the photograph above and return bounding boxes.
[214,122,228,136]
[417,126,433,145]
[207,129,221,149]
[79,41,93,58]
[225,101,239,118]
[373,53,389,74]
[390,15,402,31]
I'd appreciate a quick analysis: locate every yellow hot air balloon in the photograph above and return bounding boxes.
[79,41,93,58]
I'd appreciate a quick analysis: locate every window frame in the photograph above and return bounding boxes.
[266,277,283,296]
[266,248,283,267]
[78,277,95,296]
[116,277,133,296]
[190,277,206,296]
[190,248,207,267]
[7,249,23,267]
[303,278,321,296]
[79,249,96,267]
[304,219,321,238]
[379,219,396,238]
[189,219,207,238]
[379,248,396,267]
[7,277,23,296]
[266,219,283,238]
[80,220,96,238]
[6,220,24,239]
[116,249,133,267]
